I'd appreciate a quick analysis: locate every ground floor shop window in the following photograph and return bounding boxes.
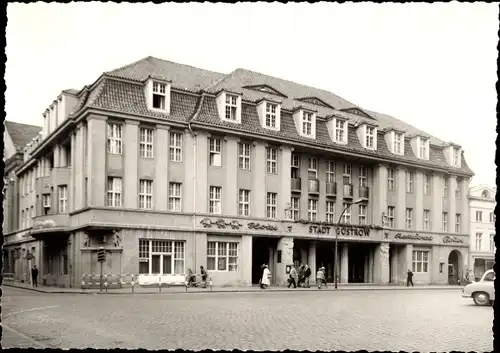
[207,241,238,271]
[138,239,185,275]
[412,250,429,273]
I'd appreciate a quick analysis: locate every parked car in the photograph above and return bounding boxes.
[462,269,495,306]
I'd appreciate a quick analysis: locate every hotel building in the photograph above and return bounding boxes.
[2,57,473,288]
[468,185,496,281]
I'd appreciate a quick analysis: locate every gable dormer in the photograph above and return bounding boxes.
[216,90,242,124]
[356,123,377,150]
[292,107,317,139]
[296,97,334,109]
[341,108,373,119]
[243,85,287,98]
[410,135,430,160]
[383,128,405,156]
[256,99,281,131]
[145,76,171,115]
[326,115,348,145]
[443,142,462,168]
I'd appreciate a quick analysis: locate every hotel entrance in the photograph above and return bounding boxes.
[316,241,335,282]
[251,237,278,284]
[348,243,369,283]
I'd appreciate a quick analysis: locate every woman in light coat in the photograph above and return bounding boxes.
[261,265,271,288]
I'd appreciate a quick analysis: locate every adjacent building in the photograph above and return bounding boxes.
[468,185,496,281]
[2,57,473,288]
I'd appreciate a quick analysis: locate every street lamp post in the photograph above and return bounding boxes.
[334,199,363,290]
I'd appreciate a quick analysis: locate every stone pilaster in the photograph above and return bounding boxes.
[460,177,469,234]
[341,243,349,283]
[279,146,292,220]
[364,256,369,283]
[276,237,294,286]
[431,173,443,232]
[308,241,316,283]
[373,243,390,284]
[155,125,169,211]
[415,171,424,230]
[224,137,238,216]
[74,124,84,210]
[69,132,76,212]
[60,145,67,167]
[53,145,61,168]
[390,246,398,283]
[183,131,195,213]
[124,120,139,209]
[396,167,406,229]
[252,143,266,218]
[448,176,457,233]
[372,164,388,226]
[368,248,374,283]
[195,132,208,213]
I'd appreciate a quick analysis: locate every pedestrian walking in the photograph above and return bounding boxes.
[303,264,311,288]
[31,265,39,287]
[287,265,298,288]
[317,266,327,289]
[406,269,414,287]
[261,265,271,289]
[259,263,267,288]
[297,263,305,287]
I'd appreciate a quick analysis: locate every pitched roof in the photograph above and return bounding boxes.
[4,121,42,152]
[105,56,226,93]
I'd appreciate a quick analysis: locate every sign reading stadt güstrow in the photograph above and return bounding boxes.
[309,224,370,237]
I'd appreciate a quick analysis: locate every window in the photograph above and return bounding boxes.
[139,128,154,158]
[308,157,318,179]
[238,189,250,216]
[58,185,67,213]
[343,164,352,185]
[169,132,183,162]
[475,233,482,250]
[209,138,222,167]
[455,214,461,233]
[291,154,300,179]
[359,204,367,225]
[342,203,351,224]
[138,239,185,275]
[424,174,431,195]
[266,192,277,218]
[209,186,222,214]
[207,241,239,272]
[168,182,182,212]
[481,190,490,198]
[359,166,367,187]
[412,250,429,273]
[388,168,395,190]
[238,143,251,170]
[266,147,278,174]
[453,148,460,167]
[152,82,167,110]
[326,201,335,223]
[225,94,238,121]
[405,208,413,229]
[489,212,495,223]
[139,180,153,209]
[405,171,413,193]
[265,103,277,128]
[107,123,122,154]
[107,177,122,207]
[302,111,313,136]
[442,212,448,232]
[334,119,347,143]
[291,197,300,220]
[476,211,483,222]
[423,210,430,230]
[443,178,448,197]
[393,133,403,154]
[455,179,461,199]
[308,199,318,221]
[387,206,395,228]
[490,234,495,251]
[326,161,335,183]
[419,138,428,159]
[43,194,51,208]
[365,126,375,148]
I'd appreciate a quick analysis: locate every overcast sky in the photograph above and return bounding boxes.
[6,2,497,187]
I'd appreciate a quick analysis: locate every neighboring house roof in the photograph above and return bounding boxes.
[4,121,42,152]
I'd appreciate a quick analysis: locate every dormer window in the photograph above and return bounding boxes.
[394,133,403,154]
[225,94,238,121]
[453,148,460,167]
[365,126,375,149]
[418,138,429,160]
[152,82,167,110]
[334,119,347,144]
[302,112,313,135]
[265,103,277,128]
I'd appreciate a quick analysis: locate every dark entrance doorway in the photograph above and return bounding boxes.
[316,241,335,282]
[252,237,277,284]
[348,243,368,283]
[448,250,463,285]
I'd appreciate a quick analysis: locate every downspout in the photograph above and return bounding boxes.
[188,92,205,273]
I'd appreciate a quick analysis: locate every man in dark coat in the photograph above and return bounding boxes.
[406,269,414,287]
[31,265,39,287]
[303,264,312,288]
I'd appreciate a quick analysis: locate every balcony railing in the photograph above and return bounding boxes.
[308,179,320,194]
[291,178,302,192]
[325,182,337,196]
[343,184,354,198]
[359,186,370,199]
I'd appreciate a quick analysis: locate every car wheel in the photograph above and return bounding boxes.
[473,292,490,306]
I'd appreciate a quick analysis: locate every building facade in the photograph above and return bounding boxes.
[2,57,473,288]
[468,185,496,281]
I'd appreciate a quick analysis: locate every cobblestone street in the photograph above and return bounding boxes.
[2,286,493,351]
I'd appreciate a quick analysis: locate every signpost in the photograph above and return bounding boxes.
[97,247,106,292]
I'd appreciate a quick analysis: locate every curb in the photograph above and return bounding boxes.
[4,283,463,295]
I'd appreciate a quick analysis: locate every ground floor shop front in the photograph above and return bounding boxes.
[6,225,469,288]
[469,252,495,281]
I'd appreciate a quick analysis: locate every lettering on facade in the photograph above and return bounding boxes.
[32,219,56,230]
[309,225,331,234]
[308,225,370,237]
[247,222,278,231]
[200,218,243,230]
[443,235,464,244]
[394,233,433,241]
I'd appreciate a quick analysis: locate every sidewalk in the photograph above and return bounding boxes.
[3,281,463,295]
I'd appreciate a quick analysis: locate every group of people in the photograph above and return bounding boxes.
[186,266,208,287]
[287,263,328,289]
